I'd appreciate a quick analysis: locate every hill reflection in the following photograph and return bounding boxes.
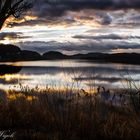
[0,65,22,75]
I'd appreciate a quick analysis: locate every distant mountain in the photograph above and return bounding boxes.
[71,52,106,59]
[0,44,21,61]
[42,51,68,59]
[0,44,140,65]
[43,51,140,65]
[71,52,140,64]
[0,44,41,61]
[19,50,41,61]
[0,44,21,54]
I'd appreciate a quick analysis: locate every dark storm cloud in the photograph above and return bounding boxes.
[0,32,29,40]
[33,0,140,18]
[8,16,76,27]
[8,19,47,27]
[95,12,113,25]
[36,0,140,16]
[30,0,140,25]
[0,32,20,40]
[73,34,140,40]
[7,0,140,27]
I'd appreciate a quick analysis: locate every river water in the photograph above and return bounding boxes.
[0,60,140,92]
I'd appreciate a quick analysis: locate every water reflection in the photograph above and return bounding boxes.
[0,60,139,91]
[0,65,22,75]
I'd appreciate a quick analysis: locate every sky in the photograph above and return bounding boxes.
[0,0,140,54]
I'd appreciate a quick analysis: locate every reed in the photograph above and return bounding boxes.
[0,84,140,140]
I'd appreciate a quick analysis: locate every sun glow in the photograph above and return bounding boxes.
[0,37,11,44]
[0,74,29,82]
[0,36,19,44]
[3,15,38,29]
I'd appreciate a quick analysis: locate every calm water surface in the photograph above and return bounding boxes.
[0,60,140,92]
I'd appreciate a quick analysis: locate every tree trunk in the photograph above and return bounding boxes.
[0,22,3,30]
[0,18,6,31]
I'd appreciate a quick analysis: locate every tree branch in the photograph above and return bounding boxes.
[0,0,34,30]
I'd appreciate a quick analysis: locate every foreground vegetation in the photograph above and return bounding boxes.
[0,85,140,140]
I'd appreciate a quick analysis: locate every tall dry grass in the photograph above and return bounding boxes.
[0,84,140,140]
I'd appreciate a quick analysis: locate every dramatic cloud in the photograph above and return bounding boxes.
[33,0,140,18]
[32,0,140,26]
[0,32,30,41]
[73,34,140,40]
[2,0,140,55]
[18,40,140,54]
[5,0,140,28]
[28,0,140,25]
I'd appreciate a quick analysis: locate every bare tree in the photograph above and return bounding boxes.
[0,0,34,30]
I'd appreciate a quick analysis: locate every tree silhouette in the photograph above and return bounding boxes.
[0,0,34,30]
